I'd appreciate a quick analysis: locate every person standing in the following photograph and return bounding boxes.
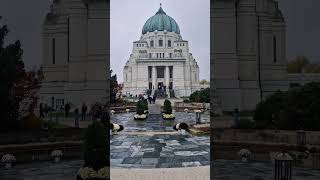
[74,108,80,128]
[81,103,87,121]
[44,104,49,118]
[65,103,70,118]
[39,103,44,118]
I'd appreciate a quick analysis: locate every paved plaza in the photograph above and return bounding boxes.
[110,134,210,168]
[111,112,210,132]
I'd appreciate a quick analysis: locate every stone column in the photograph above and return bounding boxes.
[152,66,156,95]
[165,66,170,97]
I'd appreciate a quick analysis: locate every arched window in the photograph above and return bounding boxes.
[273,36,277,63]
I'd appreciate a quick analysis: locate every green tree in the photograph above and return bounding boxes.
[0,17,25,131]
[287,56,309,73]
[110,69,118,103]
[189,88,210,103]
[287,56,320,73]
[83,122,109,170]
[254,82,320,130]
[199,79,209,85]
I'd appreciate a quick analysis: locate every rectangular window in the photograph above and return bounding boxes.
[159,40,163,47]
[52,38,55,64]
[157,53,158,58]
[273,36,277,63]
[149,82,152,90]
[169,66,173,78]
[169,53,172,58]
[148,66,152,78]
[149,53,151,58]
[157,67,164,78]
[150,40,154,47]
[163,53,164,58]
[168,40,171,47]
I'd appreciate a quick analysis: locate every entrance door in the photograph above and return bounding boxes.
[158,82,163,89]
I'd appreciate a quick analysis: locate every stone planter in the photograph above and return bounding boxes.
[134,114,147,120]
[162,113,175,120]
[5,163,12,169]
[241,157,248,162]
[181,129,186,135]
[54,157,60,163]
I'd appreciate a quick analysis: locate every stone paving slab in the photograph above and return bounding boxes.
[111,134,210,168]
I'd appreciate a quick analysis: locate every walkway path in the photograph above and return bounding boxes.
[110,166,210,180]
[110,134,210,168]
[148,104,161,114]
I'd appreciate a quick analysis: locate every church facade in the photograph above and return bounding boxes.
[212,0,288,111]
[39,0,291,112]
[122,6,201,98]
[39,0,109,109]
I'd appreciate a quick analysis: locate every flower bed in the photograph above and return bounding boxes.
[134,114,147,120]
[162,113,175,120]
[76,166,109,180]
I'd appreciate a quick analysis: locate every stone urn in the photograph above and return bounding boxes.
[54,157,60,163]
[241,157,248,162]
[181,129,186,135]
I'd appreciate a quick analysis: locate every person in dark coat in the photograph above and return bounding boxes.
[74,108,80,128]
[65,103,70,118]
[39,103,44,118]
[81,103,87,121]
[44,104,49,118]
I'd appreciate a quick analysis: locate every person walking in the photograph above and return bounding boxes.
[65,103,70,118]
[39,103,44,118]
[74,108,80,128]
[153,95,156,104]
[81,103,87,121]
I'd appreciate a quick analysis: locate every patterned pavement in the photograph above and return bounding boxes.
[110,112,210,168]
[110,134,210,168]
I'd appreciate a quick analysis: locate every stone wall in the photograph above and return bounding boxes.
[212,129,320,146]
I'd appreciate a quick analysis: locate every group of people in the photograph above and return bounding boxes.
[39,101,110,128]
[138,94,156,104]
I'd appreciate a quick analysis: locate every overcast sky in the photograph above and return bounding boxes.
[0,0,319,81]
[111,0,210,82]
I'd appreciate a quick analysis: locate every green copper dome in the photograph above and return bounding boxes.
[142,6,180,35]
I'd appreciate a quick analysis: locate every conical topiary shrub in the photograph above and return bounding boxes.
[163,99,175,119]
[163,99,172,114]
[76,121,109,180]
[134,100,147,120]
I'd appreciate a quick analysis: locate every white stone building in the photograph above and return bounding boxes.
[39,0,109,109]
[122,6,200,98]
[212,0,288,111]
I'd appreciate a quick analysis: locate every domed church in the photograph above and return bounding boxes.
[123,5,201,98]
